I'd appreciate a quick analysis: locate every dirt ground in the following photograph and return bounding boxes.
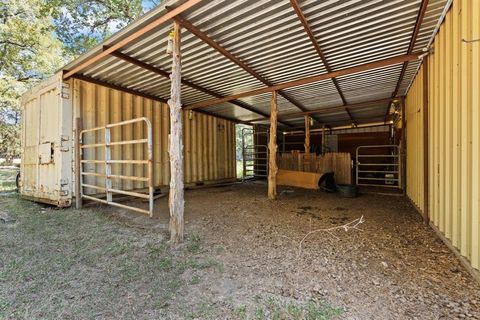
[115,181,480,319]
[2,181,480,319]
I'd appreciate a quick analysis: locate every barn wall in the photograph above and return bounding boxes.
[405,0,480,271]
[73,78,236,193]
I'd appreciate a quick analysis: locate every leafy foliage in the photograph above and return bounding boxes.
[0,0,65,161]
[0,0,160,162]
[47,0,155,56]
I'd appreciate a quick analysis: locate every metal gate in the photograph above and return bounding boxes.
[79,117,154,216]
[241,127,268,180]
[356,145,401,188]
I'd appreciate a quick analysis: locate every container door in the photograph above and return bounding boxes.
[20,74,73,207]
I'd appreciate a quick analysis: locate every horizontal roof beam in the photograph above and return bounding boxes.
[173,15,323,123]
[63,0,202,80]
[107,49,296,126]
[391,0,429,98]
[289,0,348,105]
[282,115,393,132]
[185,53,422,111]
[247,97,396,123]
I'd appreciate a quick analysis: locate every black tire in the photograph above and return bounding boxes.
[15,172,20,192]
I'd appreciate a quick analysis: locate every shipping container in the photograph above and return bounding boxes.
[20,73,236,208]
[405,0,480,271]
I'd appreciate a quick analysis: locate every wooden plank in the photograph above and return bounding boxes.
[276,169,322,190]
[268,91,278,200]
[168,20,184,243]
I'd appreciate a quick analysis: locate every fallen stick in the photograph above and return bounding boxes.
[298,215,365,256]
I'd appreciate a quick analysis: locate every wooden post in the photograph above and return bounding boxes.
[168,21,184,243]
[268,91,278,200]
[74,117,83,209]
[304,115,310,154]
[422,57,429,221]
[321,124,326,155]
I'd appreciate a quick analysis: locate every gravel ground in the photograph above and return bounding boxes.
[2,180,480,319]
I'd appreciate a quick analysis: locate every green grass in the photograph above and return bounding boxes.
[238,296,344,320]
[0,168,18,192]
[0,194,223,319]
[0,194,343,319]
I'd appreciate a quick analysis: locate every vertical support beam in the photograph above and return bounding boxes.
[74,117,83,209]
[104,127,112,203]
[168,21,184,243]
[321,124,326,155]
[146,119,154,218]
[401,97,407,195]
[304,116,310,155]
[423,58,429,221]
[268,91,278,200]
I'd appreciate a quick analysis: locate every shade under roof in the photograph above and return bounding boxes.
[62,0,449,129]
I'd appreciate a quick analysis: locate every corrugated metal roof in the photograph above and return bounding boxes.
[62,0,449,129]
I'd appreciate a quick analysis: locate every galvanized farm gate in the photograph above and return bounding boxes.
[78,117,154,216]
[356,145,401,188]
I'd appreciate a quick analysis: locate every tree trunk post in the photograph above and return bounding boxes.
[168,21,184,243]
[321,124,326,155]
[268,91,278,200]
[304,115,310,155]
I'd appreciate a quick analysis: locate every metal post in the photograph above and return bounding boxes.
[147,120,154,217]
[74,118,83,209]
[105,127,112,203]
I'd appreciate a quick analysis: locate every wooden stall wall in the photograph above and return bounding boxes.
[73,78,236,193]
[405,64,425,214]
[405,0,480,271]
[277,152,352,184]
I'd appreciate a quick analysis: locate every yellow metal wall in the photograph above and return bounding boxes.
[405,64,425,213]
[20,74,73,206]
[406,0,480,270]
[72,78,236,193]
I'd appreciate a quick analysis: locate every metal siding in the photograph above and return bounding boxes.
[405,0,480,271]
[60,0,447,126]
[20,73,73,206]
[73,79,236,192]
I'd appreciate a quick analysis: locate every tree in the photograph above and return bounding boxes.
[47,0,158,56]
[0,0,64,162]
[0,0,161,162]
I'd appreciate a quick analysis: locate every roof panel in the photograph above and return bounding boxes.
[61,0,449,128]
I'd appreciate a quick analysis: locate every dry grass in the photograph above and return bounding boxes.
[0,194,219,319]
[0,168,17,192]
[0,193,341,319]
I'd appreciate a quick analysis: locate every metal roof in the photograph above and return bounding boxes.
[62,0,449,129]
